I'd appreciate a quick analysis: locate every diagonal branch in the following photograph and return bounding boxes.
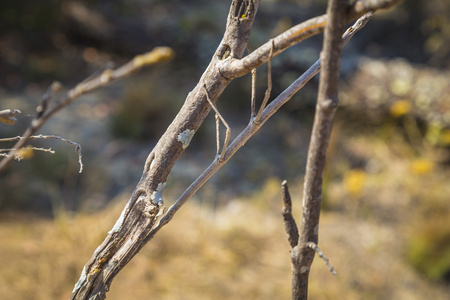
[143,12,374,247]
[219,0,402,79]
[70,1,261,299]
[0,47,174,174]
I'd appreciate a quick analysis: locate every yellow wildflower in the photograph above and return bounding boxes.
[389,100,412,118]
[439,129,450,146]
[344,169,366,198]
[411,158,434,175]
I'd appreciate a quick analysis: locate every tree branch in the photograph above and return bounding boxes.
[0,47,174,174]
[290,0,348,299]
[142,12,373,250]
[348,0,403,20]
[68,0,396,298]
[219,0,402,79]
[0,134,83,172]
[281,180,299,249]
[70,1,261,299]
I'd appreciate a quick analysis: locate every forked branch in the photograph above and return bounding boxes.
[219,0,402,79]
[280,181,336,275]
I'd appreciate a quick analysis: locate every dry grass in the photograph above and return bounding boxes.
[1,176,449,300]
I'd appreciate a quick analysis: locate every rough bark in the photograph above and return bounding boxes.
[69,1,260,299]
[290,0,348,299]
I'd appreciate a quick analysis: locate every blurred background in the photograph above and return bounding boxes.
[0,0,449,299]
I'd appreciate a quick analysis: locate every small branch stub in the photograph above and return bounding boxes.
[281,180,299,249]
[307,242,337,275]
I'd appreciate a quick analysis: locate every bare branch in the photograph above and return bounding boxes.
[254,40,274,124]
[220,14,327,79]
[0,147,55,160]
[251,68,257,119]
[281,180,299,249]
[306,242,337,275]
[144,13,373,247]
[348,0,403,20]
[290,0,348,299]
[219,0,402,79]
[69,1,392,298]
[204,85,231,162]
[70,2,261,298]
[0,134,83,172]
[248,44,257,120]
[0,47,174,174]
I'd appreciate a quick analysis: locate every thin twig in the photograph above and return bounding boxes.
[254,40,274,124]
[251,68,257,119]
[248,44,257,120]
[35,81,63,119]
[0,147,55,159]
[215,114,221,157]
[306,242,337,275]
[281,180,299,249]
[203,85,231,162]
[0,47,174,173]
[0,134,84,173]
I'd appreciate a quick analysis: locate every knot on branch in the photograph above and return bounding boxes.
[290,244,316,273]
[320,96,339,111]
[217,44,232,60]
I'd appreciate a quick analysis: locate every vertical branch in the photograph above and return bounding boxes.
[290,0,348,299]
[281,180,299,249]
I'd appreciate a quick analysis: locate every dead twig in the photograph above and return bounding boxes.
[0,47,174,174]
[0,134,83,172]
[203,85,231,162]
[306,242,337,275]
[253,40,274,124]
[281,180,299,249]
[0,147,55,160]
[219,0,402,79]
